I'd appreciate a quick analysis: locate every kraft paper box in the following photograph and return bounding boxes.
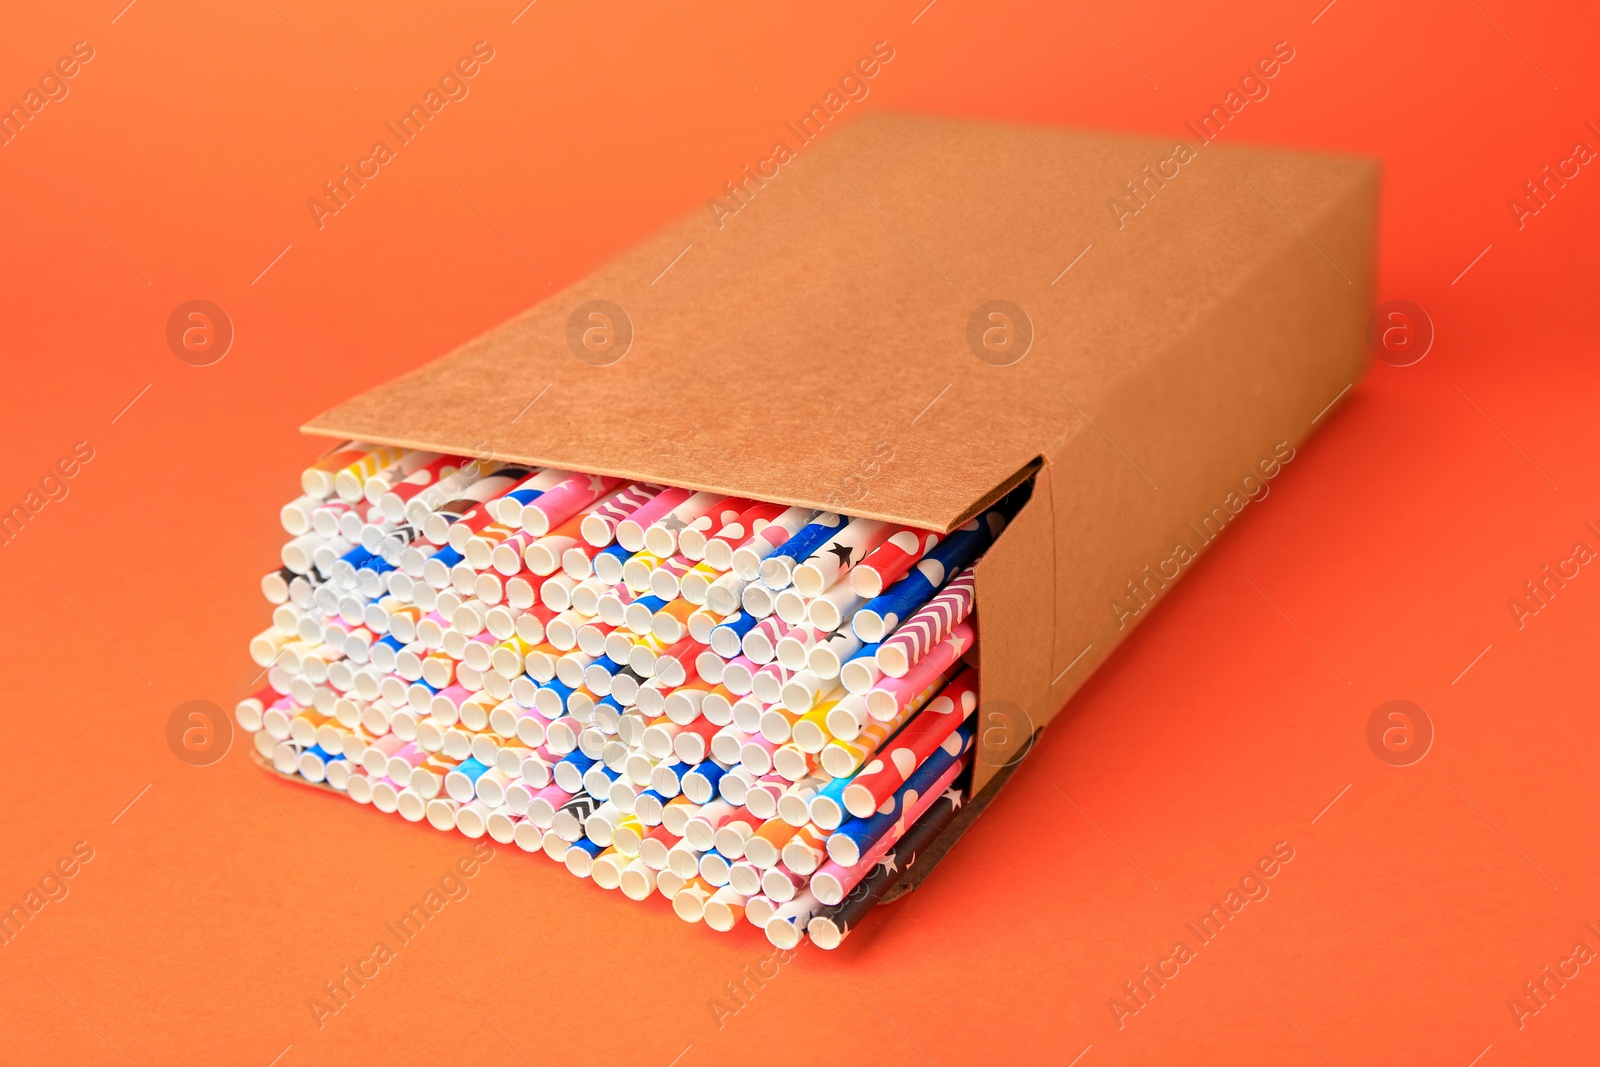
[300,112,1377,887]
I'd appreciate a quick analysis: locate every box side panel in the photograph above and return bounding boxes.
[1037,161,1379,724]
[973,460,1056,793]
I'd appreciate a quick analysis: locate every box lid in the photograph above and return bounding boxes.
[304,113,1376,531]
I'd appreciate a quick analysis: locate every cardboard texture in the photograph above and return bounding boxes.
[305,113,1377,798]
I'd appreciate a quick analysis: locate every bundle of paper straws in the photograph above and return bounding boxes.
[237,444,1011,948]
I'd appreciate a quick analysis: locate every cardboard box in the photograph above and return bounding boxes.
[303,113,1377,887]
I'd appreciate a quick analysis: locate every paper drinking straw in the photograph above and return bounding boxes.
[702,885,748,931]
[524,783,575,828]
[650,598,697,646]
[591,543,633,587]
[396,787,430,823]
[774,743,822,783]
[632,788,669,825]
[445,504,511,557]
[721,860,758,897]
[618,551,663,596]
[654,868,689,903]
[444,756,490,803]
[729,506,815,581]
[296,745,338,783]
[566,575,610,616]
[698,850,732,887]
[739,734,782,777]
[708,724,750,767]
[876,567,976,677]
[286,710,329,751]
[369,776,401,813]
[560,539,608,581]
[344,759,378,797]
[791,517,891,597]
[745,894,778,929]
[758,702,804,745]
[807,629,863,682]
[780,822,832,875]
[582,762,623,803]
[671,717,720,765]
[779,671,834,715]
[541,827,571,862]
[711,806,763,860]
[825,687,876,748]
[490,467,572,524]
[622,594,669,635]
[521,473,622,537]
[760,865,807,905]
[672,877,715,923]
[737,756,789,810]
[666,840,704,880]
[764,889,819,952]
[715,766,758,809]
[774,624,828,672]
[865,619,975,721]
[542,574,581,613]
[279,534,326,577]
[513,817,544,852]
[813,746,970,909]
[619,858,658,900]
[843,667,978,818]
[639,824,682,869]
[808,773,964,948]
[552,792,603,842]
[742,816,803,869]
[695,648,730,687]
[490,529,536,576]
[281,495,319,536]
[680,760,730,804]
[564,837,605,878]
[740,616,789,665]
[615,486,691,552]
[234,684,279,732]
[651,758,688,797]
[652,637,704,690]
[580,482,659,547]
[261,567,295,605]
[770,586,809,627]
[584,801,626,847]
[778,778,827,826]
[420,547,465,592]
[848,526,942,598]
[699,571,747,617]
[701,502,791,572]
[740,581,778,620]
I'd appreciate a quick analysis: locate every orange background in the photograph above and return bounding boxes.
[3,1,1598,1064]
